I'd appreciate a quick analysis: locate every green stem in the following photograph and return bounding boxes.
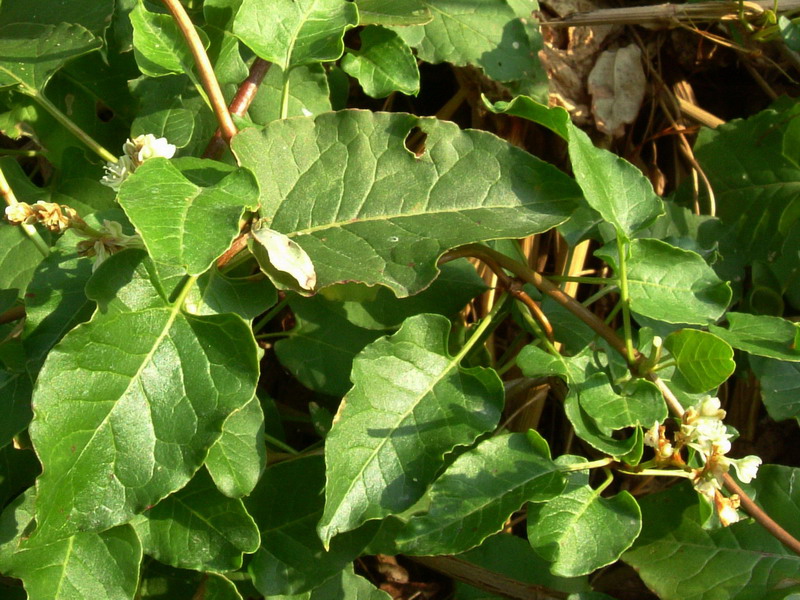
[0,149,41,157]
[255,331,292,340]
[0,165,49,257]
[253,296,289,333]
[615,235,636,363]
[265,432,298,455]
[515,299,559,356]
[653,359,676,372]
[172,274,199,310]
[454,293,509,364]
[280,69,292,120]
[581,284,618,307]
[546,274,616,285]
[595,467,615,495]
[29,91,117,163]
[617,468,693,478]
[559,457,615,472]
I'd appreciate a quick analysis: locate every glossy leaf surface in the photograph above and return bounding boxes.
[664,329,735,393]
[319,313,504,545]
[342,26,420,98]
[233,0,358,70]
[395,431,564,555]
[710,312,800,361]
[232,110,579,296]
[118,157,259,276]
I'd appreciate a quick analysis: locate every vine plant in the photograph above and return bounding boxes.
[0,1,799,599]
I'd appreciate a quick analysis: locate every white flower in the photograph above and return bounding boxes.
[726,455,762,484]
[698,395,726,419]
[124,134,176,165]
[644,421,660,448]
[4,202,36,225]
[717,498,741,526]
[100,134,176,191]
[101,155,134,191]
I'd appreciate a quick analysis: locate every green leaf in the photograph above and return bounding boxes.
[22,240,95,371]
[391,0,539,84]
[599,239,731,325]
[394,431,564,555]
[516,344,570,380]
[564,391,643,462]
[485,95,664,239]
[750,357,800,422]
[342,26,420,98]
[0,0,114,35]
[28,276,260,542]
[710,312,800,362]
[232,110,579,297]
[0,489,35,572]
[205,395,266,498]
[694,105,800,260]
[248,64,331,125]
[454,533,590,599]
[624,482,800,600]
[740,464,800,539]
[0,370,33,449]
[131,469,259,572]
[247,456,377,596]
[664,329,735,393]
[319,258,486,330]
[118,157,259,276]
[131,0,209,78]
[0,23,101,92]
[131,75,197,149]
[138,561,244,600]
[577,373,666,434]
[191,267,278,320]
[10,525,142,600]
[0,221,46,298]
[319,313,504,545]
[355,0,432,25]
[233,0,359,70]
[275,294,386,396]
[266,565,392,600]
[527,484,641,577]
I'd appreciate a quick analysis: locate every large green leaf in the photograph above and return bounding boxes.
[118,157,259,276]
[0,0,114,35]
[319,313,504,546]
[664,329,735,393]
[527,482,641,577]
[486,95,664,239]
[355,0,431,25]
[694,105,800,260]
[564,391,643,462]
[137,561,243,600]
[246,457,377,596]
[267,565,392,600]
[576,373,665,434]
[750,357,800,422]
[454,533,590,599]
[0,220,46,298]
[248,64,331,125]
[131,0,208,78]
[205,395,266,498]
[599,239,731,325]
[623,482,800,600]
[275,294,386,396]
[709,312,800,362]
[0,370,33,449]
[0,22,101,92]
[342,26,420,98]
[28,273,260,542]
[394,431,564,555]
[131,469,259,572]
[232,110,579,296]
[10,525,141,600]
[190,267,278,320]
[233,0,358,70]
[391,0,539,84]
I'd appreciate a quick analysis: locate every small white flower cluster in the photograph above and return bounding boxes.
[5,201,81,233]
[75,219,144,271]
[101,134,176,191]
[645,395,762,526]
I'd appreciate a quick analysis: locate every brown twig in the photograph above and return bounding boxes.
[408,556,566,600]
[203,58,271,159]
[161,0,237,143]
[0,305,24,325]
[444,243,800,556]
